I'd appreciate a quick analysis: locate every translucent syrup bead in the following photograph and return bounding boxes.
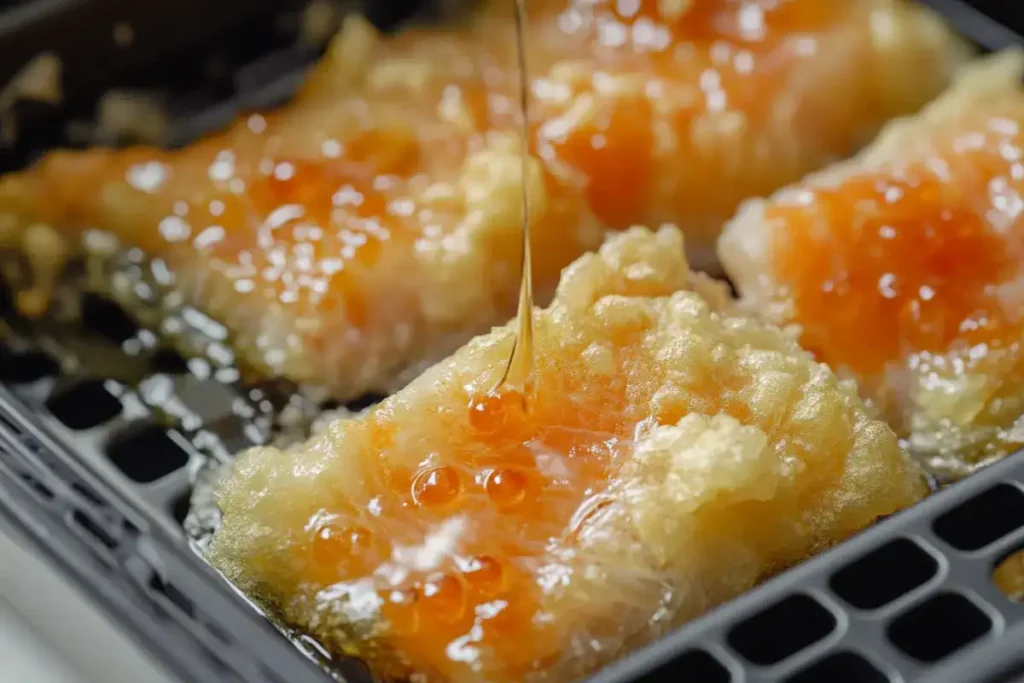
[460,555,505,598]
[411,466,463,507]
[380,587,420,636]
[421,573,466,623]
[485,468,528,507]
[468,389,525,434]
[309,518,373,576]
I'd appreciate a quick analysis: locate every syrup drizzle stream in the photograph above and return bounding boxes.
[495,0,535,405]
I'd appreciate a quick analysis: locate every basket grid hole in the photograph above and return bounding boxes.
[46,379,123,430]
[81,294,141,343]
[106,425,189,483]
[726,593,836,666]
[886,592,992,663]
[18,472,55,500]
[0,349,59,384]
[69,509,119,551]
[343,393,388,413]
[829,537,938,610]
[635,648,731,682]
[171,491,191,525]
[783,651,890,683]
[933,483,1024,552]
[150,348,190,375]
[992,547,1024,603]
[71,480,106,507]
[148,573,196,618]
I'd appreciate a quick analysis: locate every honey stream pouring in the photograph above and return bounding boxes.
[470,0,536,425]
[497,0,535,401]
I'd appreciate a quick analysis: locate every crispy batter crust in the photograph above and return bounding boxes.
[0,0,967,399]
[720,50,1024,475]
[209,226,925,682]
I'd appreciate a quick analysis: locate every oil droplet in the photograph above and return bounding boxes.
[468,390,525,434]
[485,468,528,507]
[310,520,373,573]
[421,573,466,623]
[381,588,420,636]
[461,555,505,597]
[411,466,463,507]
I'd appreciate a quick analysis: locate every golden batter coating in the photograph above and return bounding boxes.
[0,0,965,399]
[208,226,926,683]
[721,51,1024,476]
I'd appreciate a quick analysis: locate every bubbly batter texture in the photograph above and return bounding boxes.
[208,227,926,683]
[721,51,1024,476]
[0,0,965,399]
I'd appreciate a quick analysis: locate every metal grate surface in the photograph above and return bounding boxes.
[2,2,1024,683]
[589,449,1024,683]
[0,382,351,683]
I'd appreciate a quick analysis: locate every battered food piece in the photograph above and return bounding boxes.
[720,50,1024,477]
[0,0,967,400]
[208,226,927,683]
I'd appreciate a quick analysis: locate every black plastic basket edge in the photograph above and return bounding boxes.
[916,0,1024,51]
[0,385,338,683]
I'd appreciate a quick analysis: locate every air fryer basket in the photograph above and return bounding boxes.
[2,2,1024,682]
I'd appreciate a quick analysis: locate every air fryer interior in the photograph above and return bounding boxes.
[3,2,1024,683]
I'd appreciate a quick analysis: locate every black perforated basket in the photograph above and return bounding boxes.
[2,2,1024,682]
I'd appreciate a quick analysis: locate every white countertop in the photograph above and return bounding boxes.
[0,529,176,683]
[0,598,92,683]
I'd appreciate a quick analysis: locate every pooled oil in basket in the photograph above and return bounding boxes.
[470,0,535,426]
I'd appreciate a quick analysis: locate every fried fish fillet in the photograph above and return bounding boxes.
[0,0,966,400]
[207,226,927,683]
[721,50,1024,477]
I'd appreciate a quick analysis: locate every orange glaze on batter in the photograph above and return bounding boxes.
[0,0,966,398]
[208,226,926,682]
[720,51,1024,471]
[298,379,629,679]
[770,173,1020,376]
